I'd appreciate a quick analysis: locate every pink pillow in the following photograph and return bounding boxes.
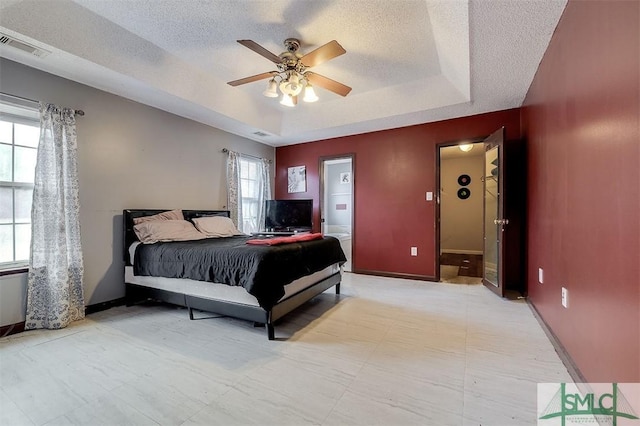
[133,209,183,224]
[133,220,206,244]
[192,216,244,237]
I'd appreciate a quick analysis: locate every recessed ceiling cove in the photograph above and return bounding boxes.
[0,0,566,146]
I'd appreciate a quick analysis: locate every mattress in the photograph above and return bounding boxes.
[324,232,351,240]
[124,263,340,307]
[134,234,346,308]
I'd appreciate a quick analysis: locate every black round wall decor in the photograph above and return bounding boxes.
[457,188,471,199]
[457,174,471,186]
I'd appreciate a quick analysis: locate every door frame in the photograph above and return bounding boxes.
[319,153,355,269]
[435,137,487,282]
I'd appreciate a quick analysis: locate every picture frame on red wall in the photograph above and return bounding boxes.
[287,165,306,193]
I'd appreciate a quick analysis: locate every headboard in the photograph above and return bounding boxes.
[123,209,230,265]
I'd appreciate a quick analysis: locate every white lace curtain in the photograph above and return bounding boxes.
[226,151,272,233]
[257,157,272,231]
[25,103,85,330]
[226,150,242,228]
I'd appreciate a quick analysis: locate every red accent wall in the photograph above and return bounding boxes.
[523,1,639,381]
[276,110,520,278]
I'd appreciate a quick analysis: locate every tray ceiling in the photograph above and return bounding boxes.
[0,0,566,146]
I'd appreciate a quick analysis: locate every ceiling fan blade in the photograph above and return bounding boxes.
[300,40,346,68]
[306,73,352,97]
[227,71,277,87]
[237,40,282,64]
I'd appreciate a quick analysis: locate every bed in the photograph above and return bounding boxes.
[123,209,346,339]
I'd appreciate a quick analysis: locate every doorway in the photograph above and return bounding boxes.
[436,130,526,295]
[320,155,354,272]
[437,140,485,284]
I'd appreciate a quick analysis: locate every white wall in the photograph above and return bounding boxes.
[440,154,483,254]
[325,162,352,229]
[0,58,274,326]
[0,273,27,327]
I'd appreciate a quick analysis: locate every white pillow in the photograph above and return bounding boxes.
[192,216,244,237]
[133,220,207,244]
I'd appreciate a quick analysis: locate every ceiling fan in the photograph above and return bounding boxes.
[227,38,352,107]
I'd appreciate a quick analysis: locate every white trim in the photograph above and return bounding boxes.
[0,261,29,271]
[0,105,39,267]
[125,264,340,307]
[0,97,39,123]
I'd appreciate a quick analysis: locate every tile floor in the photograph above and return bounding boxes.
[0,273,572,425]
[440,265,483,285]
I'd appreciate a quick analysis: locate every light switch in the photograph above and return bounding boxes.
[562,287,569,308]
[426,191,433,201]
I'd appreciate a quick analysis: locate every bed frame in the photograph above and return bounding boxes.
[123,209,342,340]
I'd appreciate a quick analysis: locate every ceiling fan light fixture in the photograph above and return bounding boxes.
[459,143,474,152]
[303,84,319,103]
[228,38,351,107]
[263,78,279,98]
[280,94,295,107]
[279,72,303,96]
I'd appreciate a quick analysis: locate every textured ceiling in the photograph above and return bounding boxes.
[0,0,566,147]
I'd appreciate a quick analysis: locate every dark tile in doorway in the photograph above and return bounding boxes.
[440,252,483,278]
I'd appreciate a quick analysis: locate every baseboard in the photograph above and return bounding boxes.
[351,269,436,282]
[85,297,126,315]
[0,298,125,338]
[0,321,25,338]
[528,300,586,383]
[441,249,483,255]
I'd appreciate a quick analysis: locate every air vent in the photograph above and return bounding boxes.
[253,131,270,137]
[0,33,50,58]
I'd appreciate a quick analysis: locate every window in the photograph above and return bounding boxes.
[239,157,262,233]
[0,105,39,269]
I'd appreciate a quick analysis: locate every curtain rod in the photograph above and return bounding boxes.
[222,148,272,164]
[0,92,85,116]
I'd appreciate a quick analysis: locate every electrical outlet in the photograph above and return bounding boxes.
[561,287,568,308]
[411,247,418,256]
[426,192,433,201]
[538,268,544,284]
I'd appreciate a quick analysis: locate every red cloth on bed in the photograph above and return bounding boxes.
[246,232,324,246]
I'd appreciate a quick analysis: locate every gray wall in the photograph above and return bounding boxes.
[0,58,274,326]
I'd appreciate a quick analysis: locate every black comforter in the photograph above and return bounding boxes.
[133,236,346,309]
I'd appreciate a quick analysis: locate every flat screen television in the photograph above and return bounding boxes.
[264,199,313,231]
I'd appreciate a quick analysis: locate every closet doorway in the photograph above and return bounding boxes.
[319,155,354,272]
[437,140,485,284]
